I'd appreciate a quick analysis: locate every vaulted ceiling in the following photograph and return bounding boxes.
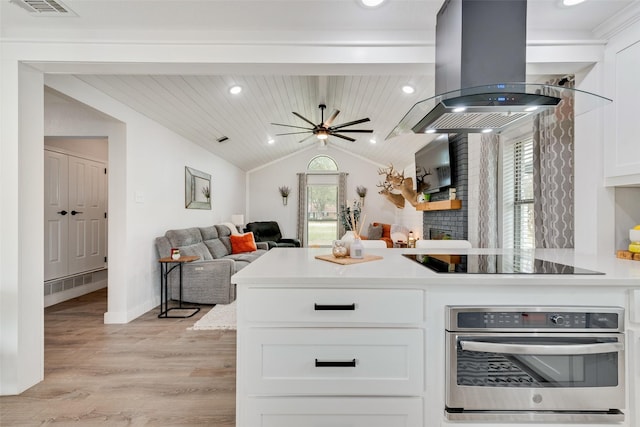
[3,0,638,171]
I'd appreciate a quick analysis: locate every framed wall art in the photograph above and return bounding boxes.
[185,166,211,209]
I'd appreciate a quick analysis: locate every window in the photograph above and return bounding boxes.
[503,138,534,250]
[306,156,339,247]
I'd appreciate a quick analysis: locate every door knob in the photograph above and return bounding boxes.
[71,210,84,215]
[57,210,68,216]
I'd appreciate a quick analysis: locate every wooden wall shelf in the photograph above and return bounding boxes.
[416,199,462,211]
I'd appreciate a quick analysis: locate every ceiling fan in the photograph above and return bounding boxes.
[272,104,373,143]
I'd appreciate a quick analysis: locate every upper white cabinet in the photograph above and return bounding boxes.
[604,21,640,186]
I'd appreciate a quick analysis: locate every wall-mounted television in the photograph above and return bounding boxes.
[414,136,453,194]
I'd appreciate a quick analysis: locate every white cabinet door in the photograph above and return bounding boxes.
[44,149,107,280]
[245,328,424,395]
[243,288,424,325]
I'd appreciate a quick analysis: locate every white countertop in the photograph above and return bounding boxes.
[232,247,640,287]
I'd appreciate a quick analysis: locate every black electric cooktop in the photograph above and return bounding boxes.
[402,254,604,275]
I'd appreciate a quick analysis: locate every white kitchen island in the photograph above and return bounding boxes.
[232,247,640,427]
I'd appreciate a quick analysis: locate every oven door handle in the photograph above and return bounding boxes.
[459,340,623,355]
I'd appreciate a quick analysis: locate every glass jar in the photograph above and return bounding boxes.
[332,240,348,258]
[350,238,364,259]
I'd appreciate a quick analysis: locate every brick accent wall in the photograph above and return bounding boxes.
[422,134,468,240]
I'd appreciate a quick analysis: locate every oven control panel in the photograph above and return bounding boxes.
[452,308,621,331]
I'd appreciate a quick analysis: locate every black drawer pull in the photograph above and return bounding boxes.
[314,303,356,311]
[315,358,356,367]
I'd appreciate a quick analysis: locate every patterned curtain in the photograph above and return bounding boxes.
[477,133,500,248]
[533,78,575,248]
[337,172,348,237]
[296,173,307,247]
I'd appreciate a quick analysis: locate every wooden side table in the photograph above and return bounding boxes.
[158,255,201,318]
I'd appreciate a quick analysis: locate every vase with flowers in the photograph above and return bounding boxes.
[339,200,366,258]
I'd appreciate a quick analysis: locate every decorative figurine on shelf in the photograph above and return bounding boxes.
[171,248,181,260]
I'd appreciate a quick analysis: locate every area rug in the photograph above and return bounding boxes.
[188,301,236,330]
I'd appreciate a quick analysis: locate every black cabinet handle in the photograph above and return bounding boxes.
[315,358,356,367]
[71,210,84,215]
[314,303,356,311]
[57,210,68,216]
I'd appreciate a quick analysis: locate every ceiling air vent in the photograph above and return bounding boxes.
[12,0,75,15]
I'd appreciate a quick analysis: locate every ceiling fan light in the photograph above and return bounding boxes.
[317,131,329,140]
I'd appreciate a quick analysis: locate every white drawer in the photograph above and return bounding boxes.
[243,288,424,324]
[245,327,424,395]
[243,396,423,427]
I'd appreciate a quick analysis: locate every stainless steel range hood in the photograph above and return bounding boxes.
[388,0,610,138]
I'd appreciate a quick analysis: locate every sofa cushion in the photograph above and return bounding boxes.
[205,238,229,259]
[199,226,219,241]
[230,232,258,254]
[215,224,233,238]
[219,236,233,254]
[367,224,383,240]
[166,227,203,247]
[177,242,213,261]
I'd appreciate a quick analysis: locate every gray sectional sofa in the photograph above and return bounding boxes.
[155,224,268,304]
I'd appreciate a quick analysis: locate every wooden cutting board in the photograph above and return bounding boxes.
[315,254,383,265]
[616,250,640,261]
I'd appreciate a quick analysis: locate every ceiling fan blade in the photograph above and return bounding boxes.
[331,133,356,142]
[298,134,316,143]
[271,122,314,131]
[275,131,313,136]
[330,117,371,130]
[334,129,373,133]
[292,112,319,128]
[323,109,340,127]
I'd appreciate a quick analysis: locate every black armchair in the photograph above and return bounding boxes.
[244,221,301,249]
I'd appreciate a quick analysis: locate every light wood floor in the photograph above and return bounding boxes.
[0,288,236,426]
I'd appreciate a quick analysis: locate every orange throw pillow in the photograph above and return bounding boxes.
[230,232,257,254]
[373,222,391,238]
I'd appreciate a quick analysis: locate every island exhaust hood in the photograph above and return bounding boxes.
[388,0,610,137]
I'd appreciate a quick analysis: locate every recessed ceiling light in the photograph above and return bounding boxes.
[562,0,586,6]
[402,85,415,94]
[267,138,275,145]
[229,85,242,95]
[369,138,377,144]
[361,0,385,7]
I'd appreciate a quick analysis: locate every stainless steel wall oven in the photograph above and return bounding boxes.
[445,306,625,423]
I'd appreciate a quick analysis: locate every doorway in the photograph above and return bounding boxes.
[44,137,108,307]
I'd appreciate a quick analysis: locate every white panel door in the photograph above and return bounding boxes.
[44,150,69,281]
[44,149,107,280]
[67,155,107,275]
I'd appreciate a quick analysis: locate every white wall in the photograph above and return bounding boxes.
[247,144,415,241]
[43,76,247,325]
